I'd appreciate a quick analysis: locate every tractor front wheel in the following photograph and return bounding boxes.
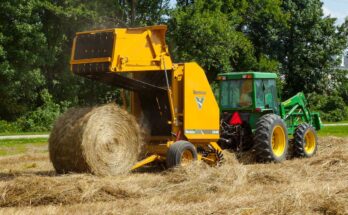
[293,123,318,158]
[253,114,288,162]
[166,141,198,168]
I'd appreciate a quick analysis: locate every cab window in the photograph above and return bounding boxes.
[220,81,229,107]
[220,79,253,109]
[255,79,278,112]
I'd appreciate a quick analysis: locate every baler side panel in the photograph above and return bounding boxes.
[183,63,220,141]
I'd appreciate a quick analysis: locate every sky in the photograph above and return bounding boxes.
[169,0,176,8]
[322,0,348,25]
[170,0,348,25]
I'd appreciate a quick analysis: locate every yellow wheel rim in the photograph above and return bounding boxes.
[271,125,286,157]
[304,130,316,154]
[181,150,194,166]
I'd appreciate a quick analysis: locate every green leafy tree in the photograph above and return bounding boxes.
[169,0,257,80]
[0,0,170,126]
[308,92,348,121]
[279,0,348,97]
[0,0,47,120]
[169,0,289,79]
[16,89,68,131]
[1,0,347,128]
[240,0,289,61]
[336,69,348,104]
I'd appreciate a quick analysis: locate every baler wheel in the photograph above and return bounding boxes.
[166,141,198,168]
[293,123,318,157]
[253,114,288,162]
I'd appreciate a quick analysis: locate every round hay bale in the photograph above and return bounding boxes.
[49,103,145,176]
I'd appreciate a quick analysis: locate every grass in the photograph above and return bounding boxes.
[0,124,345,158]
[317,125,348,137]
[0,123,345,158]
[0,131,49,136]
[322,120,348,124]
[0,138,48,156]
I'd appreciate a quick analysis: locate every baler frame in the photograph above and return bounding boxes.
[70,25,223,170]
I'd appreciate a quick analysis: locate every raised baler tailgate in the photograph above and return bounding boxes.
[74,31,114,60]
[71,30,115,74]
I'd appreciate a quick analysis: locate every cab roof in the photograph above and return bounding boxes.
[217,72,277,79]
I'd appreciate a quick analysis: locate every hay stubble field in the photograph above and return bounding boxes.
[0,136,347,214]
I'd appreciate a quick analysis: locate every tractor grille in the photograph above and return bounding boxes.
[74,32,114,60]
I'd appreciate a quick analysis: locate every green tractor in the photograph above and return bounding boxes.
[216,72,322,162]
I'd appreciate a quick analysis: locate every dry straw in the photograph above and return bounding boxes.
[0,137,346,214]
[49,103,145,176]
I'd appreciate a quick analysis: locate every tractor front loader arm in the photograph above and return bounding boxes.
[280,92,322,133]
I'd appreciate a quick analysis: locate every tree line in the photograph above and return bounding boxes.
[0,0,347,132]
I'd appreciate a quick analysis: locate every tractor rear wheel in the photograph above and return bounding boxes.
[253,114,288,162]
[293,123,318,157]
[166,141,198,168]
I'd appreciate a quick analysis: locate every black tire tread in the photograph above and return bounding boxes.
[253,114,288,162]
[166,141,197,168]
[293,123,318,157]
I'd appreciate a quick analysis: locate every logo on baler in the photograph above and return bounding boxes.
[193,90,206,110]
[195,96,205,109]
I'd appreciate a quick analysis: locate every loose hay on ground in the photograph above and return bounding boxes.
[0,136,346,214]
[49,103,145,176]
[0,175,140,207]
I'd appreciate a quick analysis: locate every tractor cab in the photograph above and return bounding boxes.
[216,72,280,151]
[217,72,279,114]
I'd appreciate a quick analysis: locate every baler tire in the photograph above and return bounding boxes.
[253,114,288,162]
[166,141,197,168]
[293,123,318,158]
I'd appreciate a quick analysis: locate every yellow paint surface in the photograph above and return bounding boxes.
[71,25,173,73]
[183,63,219,141]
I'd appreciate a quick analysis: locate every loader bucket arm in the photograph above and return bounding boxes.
[280,92,322,133]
